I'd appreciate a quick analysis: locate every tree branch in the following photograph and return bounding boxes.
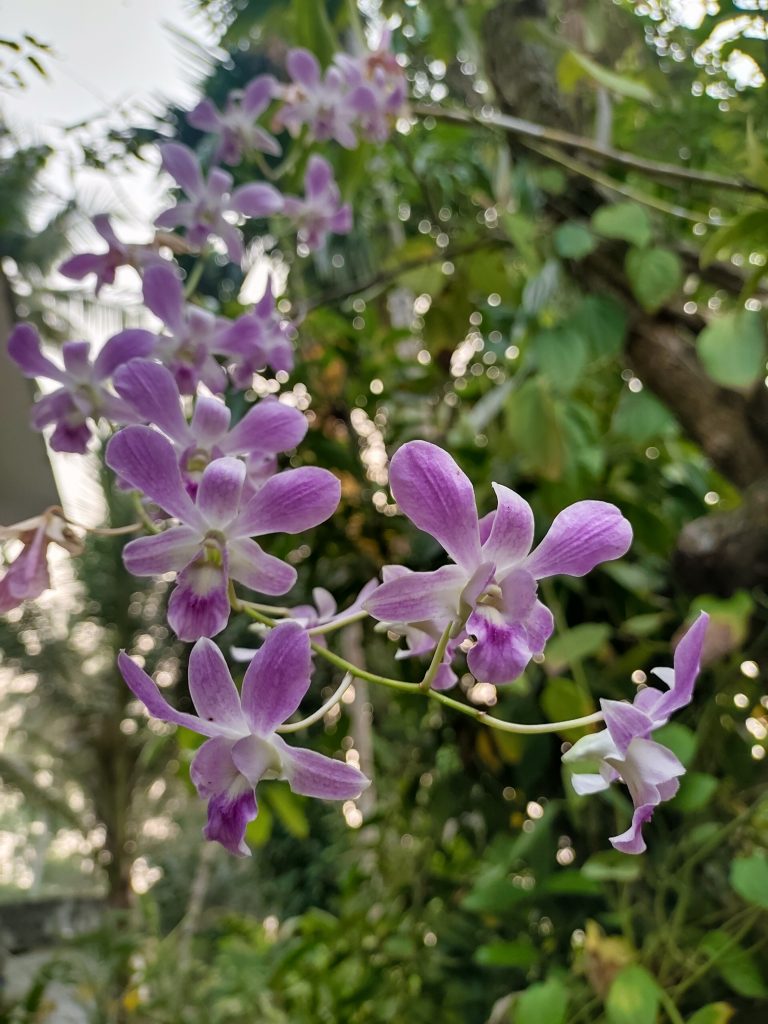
[417,103,768,199]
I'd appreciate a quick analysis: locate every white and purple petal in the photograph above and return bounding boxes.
[241,620,312,735]
[525,500,632,580]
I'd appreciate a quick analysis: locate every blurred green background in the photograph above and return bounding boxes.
[0,1,767,1021]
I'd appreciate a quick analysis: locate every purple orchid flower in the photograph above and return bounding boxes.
[0,507,84,614]
[113,358,308,496]
[214,277,296,384]
[119,622,369,855]
[563,612,709,854]
[8,323,155,453]
[58,214,164,293]
[105,426,340,641]
[188,74,282,165]
[283,155,352,251]
[142,263,228,394]
[155,143,284,263]
[371,565,464,690]
[334,33,408,143]
[364,441,632,685]
[232,579,379,661]
[275,49,360,149]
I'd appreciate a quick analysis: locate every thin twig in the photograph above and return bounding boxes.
[417,103,768,198]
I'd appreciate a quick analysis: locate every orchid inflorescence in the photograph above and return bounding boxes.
[1,31,710,860]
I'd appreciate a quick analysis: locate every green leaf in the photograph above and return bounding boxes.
[582,850,643,882]
[263,782,309,839]
[593,203,653,247]
[533,327,588,392]
[674,773,719,813]
[606,964,661,1024]
[700,209,768,267]
[700,931,768,998]
[541,678,596,739]
[554,222,597,259]
[558,50,655,102]
[515,977,569,1024]
[474,938,539,969]
[506,379,566,481]
[625,247,683,312]
[573,294,627,358]
[730,853,768,909]
[686,1003,734,1024]
[612,388,677,443]
[543,623,611,672]
[653,723,697,767]
[696,310,766,389]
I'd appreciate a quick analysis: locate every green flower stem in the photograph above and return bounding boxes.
[308,609,370,636]
[311,641,420,693]
[132,493,160,535]
[183,253,207,299]
[671,907,764,1000]
[237,599,606,734]
[277,673,354,733]
[657,987,685,1024]
[419,622,454,692]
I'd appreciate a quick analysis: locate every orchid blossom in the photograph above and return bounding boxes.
[365,441,632,685]
[113,358,307,496]
[8,323,155,453]
[106,426,340,640]
[119,622,369,855]
[563,612,709,854]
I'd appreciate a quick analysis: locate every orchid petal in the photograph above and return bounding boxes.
[650,611,709,720]
[106,426,202,525]
[231,183,285,218]
[197,457,245,529]
[228,537,296,596]
[160,142,203,195]
[113,359,191,443]
[233,467,340,538]
[525,500,632,579]
[168,556,230,640]
[190,397,231,445]
[118,651,220,736]
[122,525,202,576]
[93,329,156,379]
[143,264,185,330]
[389,441,481,569]
[364,565,467,624]
[220,399,307,457]
[8,324,66,382]
[481,484,534,569]
[188,638,247,733]
[241,621,312,734]
[276,738,370,800]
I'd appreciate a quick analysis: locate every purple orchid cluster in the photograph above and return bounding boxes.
[1,26,713,862]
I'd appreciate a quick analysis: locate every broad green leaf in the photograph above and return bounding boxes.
[612,388,677,443]
[730,853,768,909]
[700,209,768,267]
[533,326,588,391]
[245,800,273,848]
[558,50,655,101]
[543,623,611,672]
[541,678,596,739]
[686,1003,734,1024]
[515,977,569,1024]
[653,723,697,768]
[606,964,661,1024]
[696,310,766,389]
[522,259,561,314]
[625,247,683,312]
[462,874,530,913]
[582,850,643,882]
[264,782,309,839]
[593,203,653,247]
[506,379,566,481]
[674,772,719,813]
[474,938,538,969]
[573,294,627,358]
[554,222,597,259]
[700,931,768,998]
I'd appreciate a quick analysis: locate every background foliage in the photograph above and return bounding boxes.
[1,1,767,1021]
